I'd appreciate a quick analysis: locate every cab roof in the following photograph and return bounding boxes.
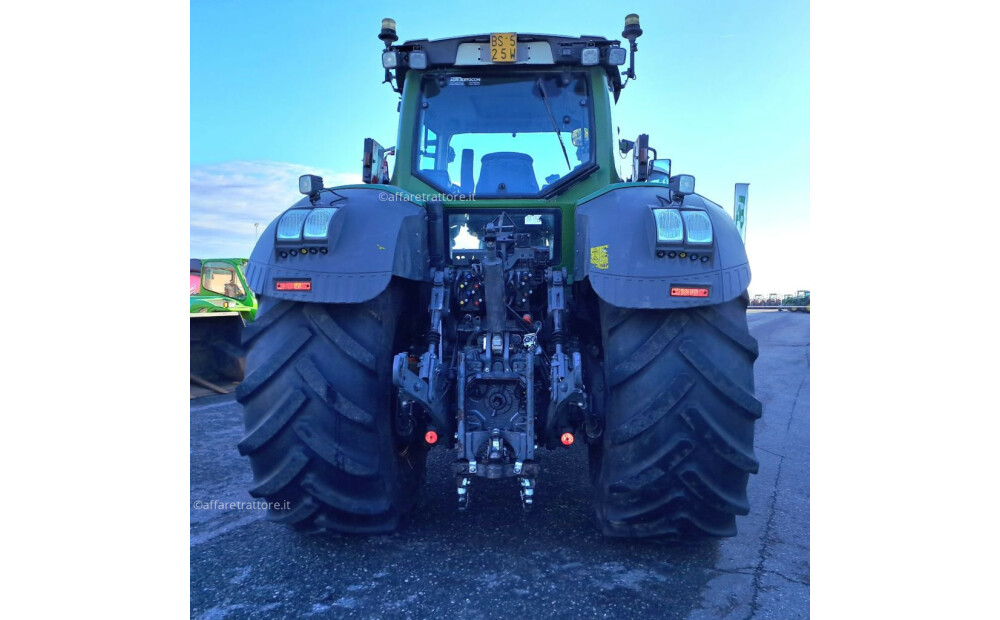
[386,33,624,99]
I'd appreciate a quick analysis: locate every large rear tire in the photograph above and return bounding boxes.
[235,282,426,534]
[591,294,761,538]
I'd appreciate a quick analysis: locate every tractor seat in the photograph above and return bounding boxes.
[476,152,539,194]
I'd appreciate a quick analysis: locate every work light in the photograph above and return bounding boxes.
[409,50,428,69]
[669,174,695,196]
[299,174,323,196]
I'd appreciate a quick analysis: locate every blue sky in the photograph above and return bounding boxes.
[191,0,809,295]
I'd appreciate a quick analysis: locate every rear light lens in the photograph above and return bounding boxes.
[682,211,713,244]
[670,286,710,297]
[303,207,339,239]
[276,210,308,241]
[653,208,684,243]
[275,281,311,291]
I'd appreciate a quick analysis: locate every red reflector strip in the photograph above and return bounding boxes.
[275,281,312,291]
[670,287,709,297]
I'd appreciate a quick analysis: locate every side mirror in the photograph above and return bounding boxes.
[648,159,671,183]
[362,138,392,184]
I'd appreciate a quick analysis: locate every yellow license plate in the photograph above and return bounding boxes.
[490,33,517,63]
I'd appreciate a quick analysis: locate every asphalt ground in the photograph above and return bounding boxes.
[190,311,810,619]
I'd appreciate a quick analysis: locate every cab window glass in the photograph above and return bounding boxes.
[201,262,246,300]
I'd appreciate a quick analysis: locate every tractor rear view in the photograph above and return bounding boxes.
[190,258,257,389]
[235,16,761,538]
[781,289,810,313]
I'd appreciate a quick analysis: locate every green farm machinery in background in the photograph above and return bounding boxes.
[780,289,810,312]
[190,258,257,390]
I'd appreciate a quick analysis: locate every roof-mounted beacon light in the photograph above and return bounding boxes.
[379,18,398,48]
[379,18,399,87]
[622,14,643,82]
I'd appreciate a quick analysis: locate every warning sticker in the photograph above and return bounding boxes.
[590,245,609,270]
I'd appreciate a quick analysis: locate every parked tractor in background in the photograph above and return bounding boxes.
[751,294,765,307]
[191,258,257,388]
[781,289,810,313]
[235,16,761,539]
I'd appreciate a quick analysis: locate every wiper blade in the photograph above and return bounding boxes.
[537,78,571,171]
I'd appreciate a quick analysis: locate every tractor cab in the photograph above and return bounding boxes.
[369,21,642,210]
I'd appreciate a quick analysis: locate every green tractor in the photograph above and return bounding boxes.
[235,16,760,538]
[190,258,257,388]
[781,289,810,313]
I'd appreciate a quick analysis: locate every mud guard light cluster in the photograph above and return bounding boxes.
[652,208,714,246]
[277,207,340,242]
